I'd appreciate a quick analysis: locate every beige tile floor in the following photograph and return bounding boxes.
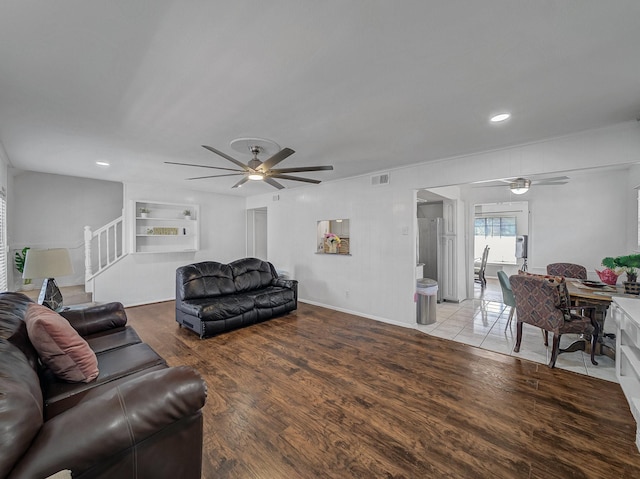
[416,278,617,382]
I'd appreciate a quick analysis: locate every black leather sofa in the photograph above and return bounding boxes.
[0,292,207,479]
[175,257,298,338]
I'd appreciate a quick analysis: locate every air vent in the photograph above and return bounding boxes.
[371,173,390,186]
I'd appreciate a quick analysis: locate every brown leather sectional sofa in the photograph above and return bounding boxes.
[0,292,207,479]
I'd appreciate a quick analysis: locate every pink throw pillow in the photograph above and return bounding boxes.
[24,303,99,383]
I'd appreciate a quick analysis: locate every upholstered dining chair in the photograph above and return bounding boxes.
[509,274,599,368]
[546,263,587,280]
[500,271,548,344]
[497,271,516,331]
[474,245,490,288]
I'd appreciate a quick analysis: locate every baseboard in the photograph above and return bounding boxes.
[297,298,412,330]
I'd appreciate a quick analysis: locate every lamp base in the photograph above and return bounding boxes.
[38,278,64,311]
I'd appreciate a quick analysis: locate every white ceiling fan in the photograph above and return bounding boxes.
[472,176,569,194]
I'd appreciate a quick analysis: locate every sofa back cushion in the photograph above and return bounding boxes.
[177,261,236,300]
[230,258,277,293]
[0,340,43,478]
[0,291,40,369]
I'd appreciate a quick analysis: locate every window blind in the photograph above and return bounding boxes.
[0,187,7,291]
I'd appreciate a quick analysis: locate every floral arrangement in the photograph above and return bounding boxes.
[324,233,341,245]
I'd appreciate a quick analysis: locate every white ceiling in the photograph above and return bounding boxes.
[1,1,639,196]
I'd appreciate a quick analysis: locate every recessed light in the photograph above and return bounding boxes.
[490,113,511,123]
[95,161,110,167]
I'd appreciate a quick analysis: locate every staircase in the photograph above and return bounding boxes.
[84,214,126,296]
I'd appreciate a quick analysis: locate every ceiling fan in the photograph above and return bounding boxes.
[473,176,569,194]
[165,138,333,190]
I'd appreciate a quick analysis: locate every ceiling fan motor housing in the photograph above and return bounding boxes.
[510,178,531,189]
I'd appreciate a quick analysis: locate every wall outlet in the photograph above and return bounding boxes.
[345,290,350,298]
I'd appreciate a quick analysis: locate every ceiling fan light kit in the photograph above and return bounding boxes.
[510,178,531,194]
[165,137,333,190]
[473,175,568,193]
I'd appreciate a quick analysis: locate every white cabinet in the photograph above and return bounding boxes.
[132,200,199,254]
[612,297,640,452]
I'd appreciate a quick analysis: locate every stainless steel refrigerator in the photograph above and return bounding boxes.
[417,217,443,302]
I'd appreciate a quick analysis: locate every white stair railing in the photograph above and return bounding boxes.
[84,215,125,290]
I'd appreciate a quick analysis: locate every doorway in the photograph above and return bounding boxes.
[416,188,462,302]
[473,201,529,282]
[247,207,268,260]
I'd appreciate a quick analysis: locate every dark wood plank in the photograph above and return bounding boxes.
[125,301,640,479]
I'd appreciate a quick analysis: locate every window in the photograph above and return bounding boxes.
[474,216,517,264]
[474,217,516,237]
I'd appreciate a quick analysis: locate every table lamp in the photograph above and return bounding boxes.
[22,248,74,311]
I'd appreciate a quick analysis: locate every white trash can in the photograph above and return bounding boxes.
[416,278,438,325]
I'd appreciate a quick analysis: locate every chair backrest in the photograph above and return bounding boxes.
[509,274,566,332]
[546,263,587,280]
[496,271,515,307]
[479,245,490,269]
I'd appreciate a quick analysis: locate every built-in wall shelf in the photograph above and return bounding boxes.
[612,297,640,452]
[131,200,199,254]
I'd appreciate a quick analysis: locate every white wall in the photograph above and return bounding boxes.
[247,177,417,328]
[247,121,640,328]
[526,168,628,277]
[91,182,246,305]
[9,171,123,290]
[626,163,640,253]
[0,144,7,191]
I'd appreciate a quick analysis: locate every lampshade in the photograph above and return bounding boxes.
[22,248,73,279]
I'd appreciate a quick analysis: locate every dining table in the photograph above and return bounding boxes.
[565,280,638,360]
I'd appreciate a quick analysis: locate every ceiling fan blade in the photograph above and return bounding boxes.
[271,174,322,184]
[534,181,568,186]
[531,176,569,184]
[257,147,295,172]
[231,177,249,189]
[269,165,334,174]
[186,173,244,180]
[165,161,243,173]
[202,145,249,170]
[264,177,285,190]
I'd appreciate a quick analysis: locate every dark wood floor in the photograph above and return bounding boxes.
[125,301,640,478]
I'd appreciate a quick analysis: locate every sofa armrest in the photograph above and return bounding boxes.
[273,278,298,303]
[59,302,127,337]
[273,278,297,289]
[8,366,207,479]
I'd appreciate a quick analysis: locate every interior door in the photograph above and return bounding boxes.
[441,199,457,301]
[247,207,267,260]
